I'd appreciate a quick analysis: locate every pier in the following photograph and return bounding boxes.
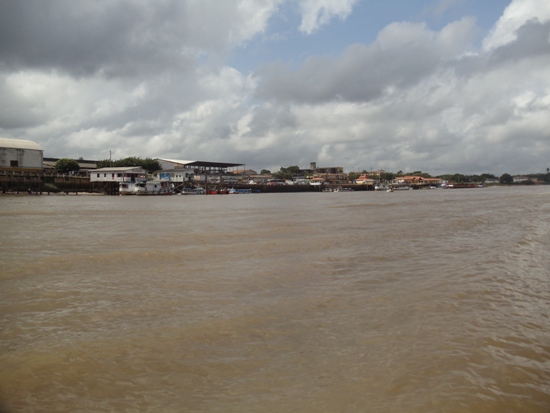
[0,171,117,195]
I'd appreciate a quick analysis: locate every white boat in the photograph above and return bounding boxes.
[179,187,205,195]
[386,188,394,192]
[119,180,173,195]
[375,184,388,191]
[229,188,251,194]
[119,182,136,195]
[135,181,173,195]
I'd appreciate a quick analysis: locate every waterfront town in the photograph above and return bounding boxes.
[1,137,549,195]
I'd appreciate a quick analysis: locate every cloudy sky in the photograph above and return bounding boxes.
[1,0,549,175]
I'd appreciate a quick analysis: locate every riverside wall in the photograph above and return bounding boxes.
[0,172,118,195]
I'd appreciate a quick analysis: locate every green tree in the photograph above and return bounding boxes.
[260,169,271,175]
[286,165,301,175]
[440,173,467,183]
[97,157,161,173]
[481,173,498,181]
[382,172,395,181]
[272,166,302,180]
[272,168,293,180]
[348,172,360,181]
[55,158,80,174]
[499,173,513,184]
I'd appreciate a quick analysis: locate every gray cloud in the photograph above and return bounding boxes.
[0,0,276,78]
[254,18,476,104]
[0,1,195,77]
[0,77,48,128]
[0,0,549,175]
[489,19,550,63]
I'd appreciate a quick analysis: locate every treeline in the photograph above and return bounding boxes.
[271,166,550,184]
[54,157,550,184]
[96,157,161,173]
[390,171,550,184]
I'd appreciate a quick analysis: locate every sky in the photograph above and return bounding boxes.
[0,0,549,175]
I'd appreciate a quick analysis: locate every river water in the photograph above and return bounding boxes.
[1,187,549,412]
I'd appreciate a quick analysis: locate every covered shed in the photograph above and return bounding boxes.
[157,158,243,173]
[90,167,147,183]
[0,138,43,171]
[156,158,244,183]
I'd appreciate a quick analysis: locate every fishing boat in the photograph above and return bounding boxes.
[179,187,205,195]
[206,188,229,195]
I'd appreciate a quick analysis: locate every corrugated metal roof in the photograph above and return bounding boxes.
[157,158,243,168]
[93,167,146,172]
[0,138,43,151]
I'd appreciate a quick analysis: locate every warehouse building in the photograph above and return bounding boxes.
[0,138,44,171]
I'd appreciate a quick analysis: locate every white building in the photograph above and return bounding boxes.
[513,175,529,183]
[158,169,195,184]
[89,167,147,182]
[0,138,43,171]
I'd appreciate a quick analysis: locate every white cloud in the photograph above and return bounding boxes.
[184,0,284,50]
[483,0,550,51]
[1,1,549,174]
[298,0,358,34]
[251,14,550,173]
[256,18,477,104]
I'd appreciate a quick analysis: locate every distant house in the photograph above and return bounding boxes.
[309,177,326,186]
[232,169,257,176]
[0,138,43,171]
[247,174,271,184]
[394,176,442,186]
[513,175,529,183]
[158,169,195,184]
[354,174,375,185]
[309,162,343,174]
[89,167,147,183]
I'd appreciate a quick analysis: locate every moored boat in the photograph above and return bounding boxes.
[179,187,205,195]
[229,188,252,194]
[134,181,173,195]
[206,188,229,195]
[447,183,482,189]
[119,182,136,195]
[119,180,173,195]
